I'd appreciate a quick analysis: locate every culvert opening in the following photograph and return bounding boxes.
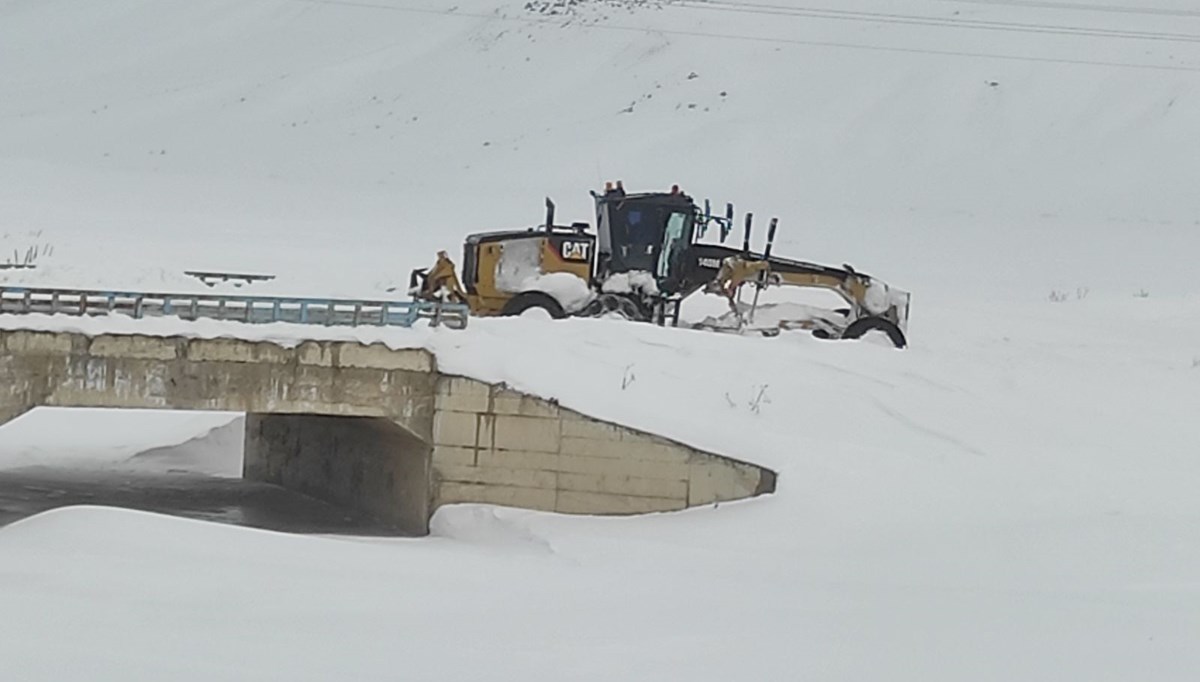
[0,407,413,535]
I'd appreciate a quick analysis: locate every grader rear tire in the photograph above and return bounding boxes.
[500,291,567,319]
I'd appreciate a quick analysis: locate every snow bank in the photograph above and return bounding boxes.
[517,271,595,313]
[600,271,659,297]
[0,312,432,350]
[862,280,911,321]
[124,416,244,477]
[0,408,240,472]
[863,280,891,315]
[694,301,844,332]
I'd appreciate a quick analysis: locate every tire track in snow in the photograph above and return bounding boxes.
[869,397,989,458]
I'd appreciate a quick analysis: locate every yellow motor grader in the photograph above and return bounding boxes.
[411,183,910,347]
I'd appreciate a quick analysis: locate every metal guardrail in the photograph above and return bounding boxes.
[0,285,469,330]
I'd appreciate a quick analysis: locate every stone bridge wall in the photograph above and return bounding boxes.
[0,329,776,534]
[0,330,436,434]
[432,377,773,515]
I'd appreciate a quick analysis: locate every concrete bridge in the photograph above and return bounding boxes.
[0,329,775,534]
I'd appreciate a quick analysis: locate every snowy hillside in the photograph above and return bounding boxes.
[1,0,1199,680]
[3,0,1199,298]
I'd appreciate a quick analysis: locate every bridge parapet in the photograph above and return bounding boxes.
[1,330,436,436]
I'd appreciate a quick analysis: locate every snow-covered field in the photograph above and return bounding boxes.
[2,0,1199,679]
